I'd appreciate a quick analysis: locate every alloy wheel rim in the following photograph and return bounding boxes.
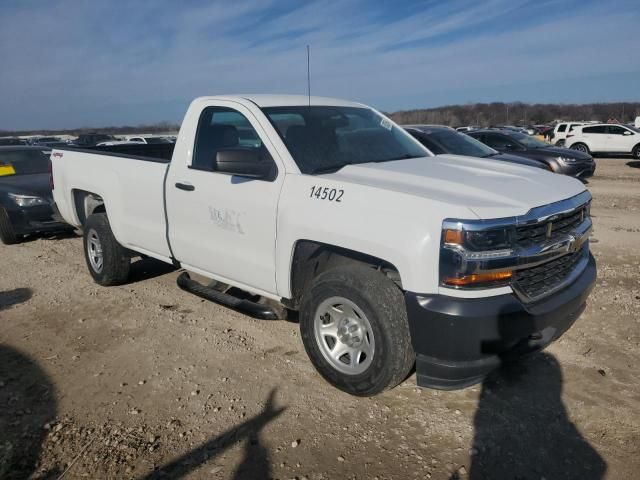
[313,296,375,375]
[87,229,104,273]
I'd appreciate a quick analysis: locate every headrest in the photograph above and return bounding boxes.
[209,124,239,147]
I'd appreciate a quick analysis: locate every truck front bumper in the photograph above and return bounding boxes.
[405,252,596,390]
[561,162,596,179]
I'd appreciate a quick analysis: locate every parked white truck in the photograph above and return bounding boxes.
[51,95,596,396]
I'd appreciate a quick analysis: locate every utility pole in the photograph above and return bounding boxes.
[506,104,510,125]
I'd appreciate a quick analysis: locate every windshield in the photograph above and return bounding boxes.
[426,130,497,157]
[262,106,429,174]
[0,150,49,175]
[508,132,550,148]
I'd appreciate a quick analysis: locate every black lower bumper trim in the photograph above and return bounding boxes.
[406,253,596,390]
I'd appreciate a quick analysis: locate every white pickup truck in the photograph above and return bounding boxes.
[51,95,596,396]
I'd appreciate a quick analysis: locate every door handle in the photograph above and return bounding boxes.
[175,182,195,192]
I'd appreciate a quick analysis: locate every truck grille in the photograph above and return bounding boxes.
[515,206,586,248]
[513,246,587,301]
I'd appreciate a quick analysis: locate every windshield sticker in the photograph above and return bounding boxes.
[0,165,16,176]
[380,117,393,131]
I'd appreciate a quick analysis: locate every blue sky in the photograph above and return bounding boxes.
[1,0,639,130]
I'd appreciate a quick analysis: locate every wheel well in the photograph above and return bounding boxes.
[72,190,105,226]
[287,240,402,310]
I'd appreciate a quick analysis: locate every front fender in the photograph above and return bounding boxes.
[275,174,472,298]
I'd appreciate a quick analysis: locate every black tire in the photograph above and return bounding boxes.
[571,142,590,155]
[633,144,640,159]
[555,140,565,147]
[0,207,21,245]
[83,213,130,286]
[299,264,414,396]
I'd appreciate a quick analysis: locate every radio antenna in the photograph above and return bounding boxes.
[306,45,311,106]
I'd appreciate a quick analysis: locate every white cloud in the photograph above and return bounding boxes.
[1,0,638,129]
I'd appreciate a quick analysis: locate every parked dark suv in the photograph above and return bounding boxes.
[467,129,595,178]
[404,125,548,170]
[0,146,71,244]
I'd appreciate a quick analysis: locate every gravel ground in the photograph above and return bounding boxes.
[1,157,639,480]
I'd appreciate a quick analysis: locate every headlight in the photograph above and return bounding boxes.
[440,224,515,288]
[9,193,49,207]
[444,228,513,251]
[557,156,579,164]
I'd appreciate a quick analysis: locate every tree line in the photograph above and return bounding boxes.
[0,121,180,138]
[2,102,640,137]
[388,102,640,127]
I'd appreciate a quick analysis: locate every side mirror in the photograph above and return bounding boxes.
[504,143,518,151]
[623,130,632,136]
[215,148,273,179]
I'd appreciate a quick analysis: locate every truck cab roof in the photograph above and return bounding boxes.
[195,94,365,108]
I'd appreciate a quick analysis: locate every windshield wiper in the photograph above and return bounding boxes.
[311,154,422,174]
[311,164,348,175]
[371,154,422,163]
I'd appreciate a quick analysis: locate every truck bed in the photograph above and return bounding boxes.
[51,145,173,262]
[70,143,174,163]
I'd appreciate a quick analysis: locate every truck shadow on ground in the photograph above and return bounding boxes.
[0,344,58,479]
[458,353,607,480]
[143,388,286,479]
[0,287,32,311]
[128,257,178,283]
[17,229,77,244]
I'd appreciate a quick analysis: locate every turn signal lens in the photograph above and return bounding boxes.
[444,229,464,245]
[444,270,512,287]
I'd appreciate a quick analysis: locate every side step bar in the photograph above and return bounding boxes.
[176,272,279,320]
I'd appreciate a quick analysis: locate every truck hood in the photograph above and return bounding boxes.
[323,155,587,219]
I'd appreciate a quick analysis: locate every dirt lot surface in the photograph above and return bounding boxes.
[1,158,639,480]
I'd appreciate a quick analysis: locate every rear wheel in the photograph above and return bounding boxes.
[299,264,414,396]
[555,140,565,146]
[0,207,21,245]
[571,143,590,155]
[83,213,130,286]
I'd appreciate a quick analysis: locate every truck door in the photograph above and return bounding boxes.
[165,101,284,296]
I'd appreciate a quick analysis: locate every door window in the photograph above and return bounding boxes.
[483,133,513,149]
[556,124,567,133]
[607,125,629,135]
[192,107,268,171]
[582,126,606,134]
[413,134,445,154]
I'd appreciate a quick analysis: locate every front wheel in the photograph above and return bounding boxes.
[633,144,640,159]
[0,207,21,245]
[571,143,590,155]
[83,213,130,286]
[299,264,414,396]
